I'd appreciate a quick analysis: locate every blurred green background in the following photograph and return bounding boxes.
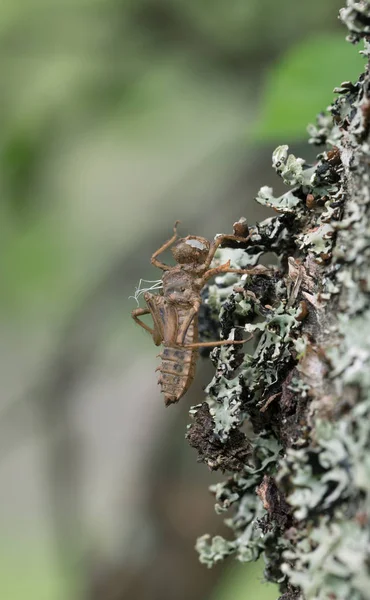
[0,1,363,599]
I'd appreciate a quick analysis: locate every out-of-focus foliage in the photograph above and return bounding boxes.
[0,0,345,325]
[0,0,344,216]
[255,33,364,140]
[212,561,278,600]
[0,538,69,600]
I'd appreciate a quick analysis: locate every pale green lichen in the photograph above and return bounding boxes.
[256,186,301,213]
[298,223,334,256]
[196,434,281,567]
[282,519,370,600]
[340,0,370,43]
[208,383,243,441]
[307,112,340,147]
[272,145,316,187]
[186,2,370,599]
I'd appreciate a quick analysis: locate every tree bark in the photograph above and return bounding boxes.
[187,2,370,598]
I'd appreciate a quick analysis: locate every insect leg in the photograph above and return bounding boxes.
[203,233,251,269]
[202,262,263,284]
[181,334,253,349]
[151,220,180,271]
[131,307,155,335]
[202,260,231,282]
[177,301,200,345]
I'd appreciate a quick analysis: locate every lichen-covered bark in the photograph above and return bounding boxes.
[186,2,370,598]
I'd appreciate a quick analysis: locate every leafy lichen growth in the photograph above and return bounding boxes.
[186,2,370,598]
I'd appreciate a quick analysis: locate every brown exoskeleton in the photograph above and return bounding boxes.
[131,221,257,406]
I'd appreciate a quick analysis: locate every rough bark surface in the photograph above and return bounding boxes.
[186,2,370,598]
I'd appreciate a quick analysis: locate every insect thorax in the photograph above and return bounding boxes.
[162,269,197,301]
[162,269,192,289]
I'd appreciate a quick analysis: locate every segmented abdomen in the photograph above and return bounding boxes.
[157,310,198,406]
